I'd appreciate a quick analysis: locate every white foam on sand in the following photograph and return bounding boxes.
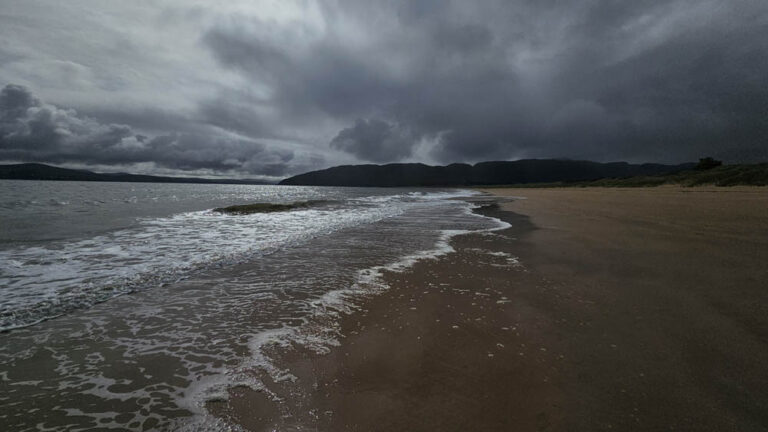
[180,193,513,430]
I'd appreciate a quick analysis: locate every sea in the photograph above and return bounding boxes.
[0,180,507,431]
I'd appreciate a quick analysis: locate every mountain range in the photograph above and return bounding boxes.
[1,160,697,187]
[0,163,272,184]
[279,159,694,187]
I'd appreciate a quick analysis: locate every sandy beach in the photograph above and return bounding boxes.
[217,186,768,431]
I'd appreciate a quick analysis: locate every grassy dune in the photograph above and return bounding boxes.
[485,163,768,188]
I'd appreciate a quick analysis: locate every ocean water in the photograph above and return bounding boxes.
[0,180,507,430]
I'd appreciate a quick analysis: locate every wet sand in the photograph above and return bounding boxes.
[219,187,768,431]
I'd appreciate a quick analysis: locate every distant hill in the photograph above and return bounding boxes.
[279,159,694,187]
[0,163,273,184]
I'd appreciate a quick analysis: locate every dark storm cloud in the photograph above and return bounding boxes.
[432,23,494,53]
[0,84,133,156]
[0,84,295,175]
[196,90,283,142]
[330,118,415,163]
[203,0,768,164]
[203,27,402,120]
[3,0,766,174]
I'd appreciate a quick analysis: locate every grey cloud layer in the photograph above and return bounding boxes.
[1,0,767,176]
[330,119,415,163]
[0,84,295,176]
[203,0,768,164]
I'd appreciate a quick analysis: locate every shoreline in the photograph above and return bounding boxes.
[216,186,768,431]
[211,203,546,430]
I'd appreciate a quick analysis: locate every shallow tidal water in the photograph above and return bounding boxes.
[0,180,506,430]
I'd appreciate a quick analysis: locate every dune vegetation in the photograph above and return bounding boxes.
[486,161,768,188]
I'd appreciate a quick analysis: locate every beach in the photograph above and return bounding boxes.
[0,184,506,430]
[219,186,768,431]
[4,1,768,429]
[3,184,768,430]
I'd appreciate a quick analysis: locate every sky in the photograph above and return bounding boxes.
[0,0,767,180]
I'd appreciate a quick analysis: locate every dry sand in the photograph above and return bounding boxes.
[219,186,768,431]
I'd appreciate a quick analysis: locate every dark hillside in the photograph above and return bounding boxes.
[279,159,693,187]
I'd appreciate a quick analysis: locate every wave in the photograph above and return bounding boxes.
[0,191,479,331]
[178,199,511,430]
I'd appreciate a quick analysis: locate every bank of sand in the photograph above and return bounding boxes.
[216,187,768,431]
